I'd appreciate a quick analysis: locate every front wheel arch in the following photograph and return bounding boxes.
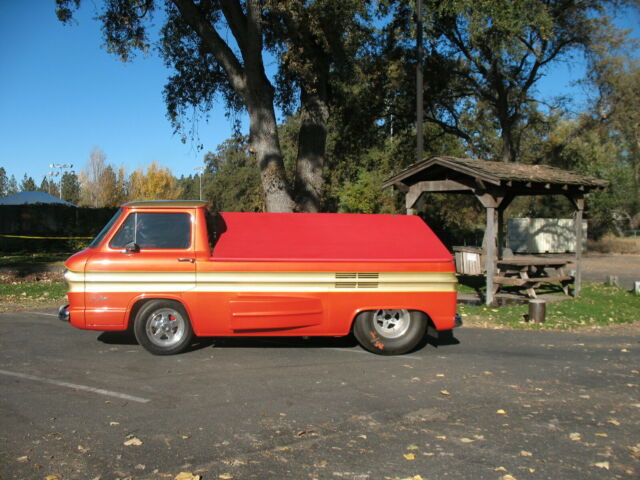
[133,299,194,355]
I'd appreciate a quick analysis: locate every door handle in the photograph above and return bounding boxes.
[178,258,195,263]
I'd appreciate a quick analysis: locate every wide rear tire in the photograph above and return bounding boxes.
[353,309,427,355]
[133,300,194,355]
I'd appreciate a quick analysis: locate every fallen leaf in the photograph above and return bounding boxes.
[407,444,419,450]
[77,445,89,453]
[494,467,507,472]
[595,433,608,437]
[440,390,450,396]
[357,434,367,439]
[16,456,28,463]
[436,435,447,440]
[593,461,610,470]
[135,464,146,470]
[218,474,233,480]
[436,373,445,377]
[45,476,61,480]
[403,453,416,460]
[501,475,517,480]
[109,422,119,426]
[460,438,474,443]
[411,377,421,383]
[520,450,532,457]
[175,473,201,480]
[399,476,423,480]
[123,437,142,446]
[608,418,621,426]
[496,409,507,415]
[569,432,581,441]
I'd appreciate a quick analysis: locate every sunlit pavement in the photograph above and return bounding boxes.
[1,310,638,480]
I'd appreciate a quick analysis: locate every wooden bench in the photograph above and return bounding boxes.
[494,259,574,298]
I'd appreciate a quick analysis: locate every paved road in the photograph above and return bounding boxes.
[1,311,638,480]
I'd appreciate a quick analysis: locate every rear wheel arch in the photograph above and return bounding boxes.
[351,309,431,355]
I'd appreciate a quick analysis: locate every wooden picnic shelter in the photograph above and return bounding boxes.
[382,156,609,305]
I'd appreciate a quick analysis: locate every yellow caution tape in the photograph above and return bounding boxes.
[0,234,94,240]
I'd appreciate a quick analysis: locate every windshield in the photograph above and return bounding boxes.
[88,209,122,248]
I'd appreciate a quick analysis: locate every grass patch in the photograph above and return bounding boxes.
[0,252,70,266]
[0,281,67,301]
[459,283,639,330]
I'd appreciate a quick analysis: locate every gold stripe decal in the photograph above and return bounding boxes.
[66,270,457,293]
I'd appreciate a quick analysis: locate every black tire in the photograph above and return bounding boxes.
[133,300,194,355]
[353,309,427,355]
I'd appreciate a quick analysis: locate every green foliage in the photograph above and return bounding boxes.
[0,167,8,197]
[6,174,18,195]
[459,283,640,330]
[203,137,263,212]
[337,170,395,214]
[60,171,80,204]
[420,0,632,162]
[20,174,37,192]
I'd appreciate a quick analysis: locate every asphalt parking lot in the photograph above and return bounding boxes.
[0,311,638,480]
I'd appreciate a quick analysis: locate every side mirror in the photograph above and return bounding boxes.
[123,242,140,253]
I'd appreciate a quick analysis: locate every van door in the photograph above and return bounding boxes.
[84,210,196,328]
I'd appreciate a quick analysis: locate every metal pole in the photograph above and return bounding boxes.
[416,0,424,165]
[194,166,205,201]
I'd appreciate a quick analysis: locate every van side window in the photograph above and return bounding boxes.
[110,213,191,249]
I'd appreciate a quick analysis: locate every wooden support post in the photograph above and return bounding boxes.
[485,206,496,305]
[573,196,584,297]
[497,207,504,259]
[496,192,514,259]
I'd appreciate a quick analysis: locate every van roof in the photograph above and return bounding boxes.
[123,200,209,208]
[213,212,452,262]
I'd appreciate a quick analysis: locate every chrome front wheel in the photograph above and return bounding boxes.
[134,300,193,355]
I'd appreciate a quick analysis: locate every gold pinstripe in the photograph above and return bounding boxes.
[65,270,457,293]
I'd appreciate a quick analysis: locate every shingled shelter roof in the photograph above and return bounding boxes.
[382,156,609,191]
[381,156,608,305]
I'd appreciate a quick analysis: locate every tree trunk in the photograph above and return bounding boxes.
[294,88,329,212]
[247,88,295,213]
[499,118,516,163]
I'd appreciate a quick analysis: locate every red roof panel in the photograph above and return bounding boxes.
[212,212,451,262]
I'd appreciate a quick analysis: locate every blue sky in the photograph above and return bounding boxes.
[0,1,638,187]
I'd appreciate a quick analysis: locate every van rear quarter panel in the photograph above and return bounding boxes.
[185,260,457,336]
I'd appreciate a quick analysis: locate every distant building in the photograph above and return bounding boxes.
[0,191,76,207]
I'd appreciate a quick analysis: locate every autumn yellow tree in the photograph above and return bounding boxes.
[127,162,182,201]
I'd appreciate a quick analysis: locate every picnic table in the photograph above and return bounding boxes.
[493,258,574,298]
